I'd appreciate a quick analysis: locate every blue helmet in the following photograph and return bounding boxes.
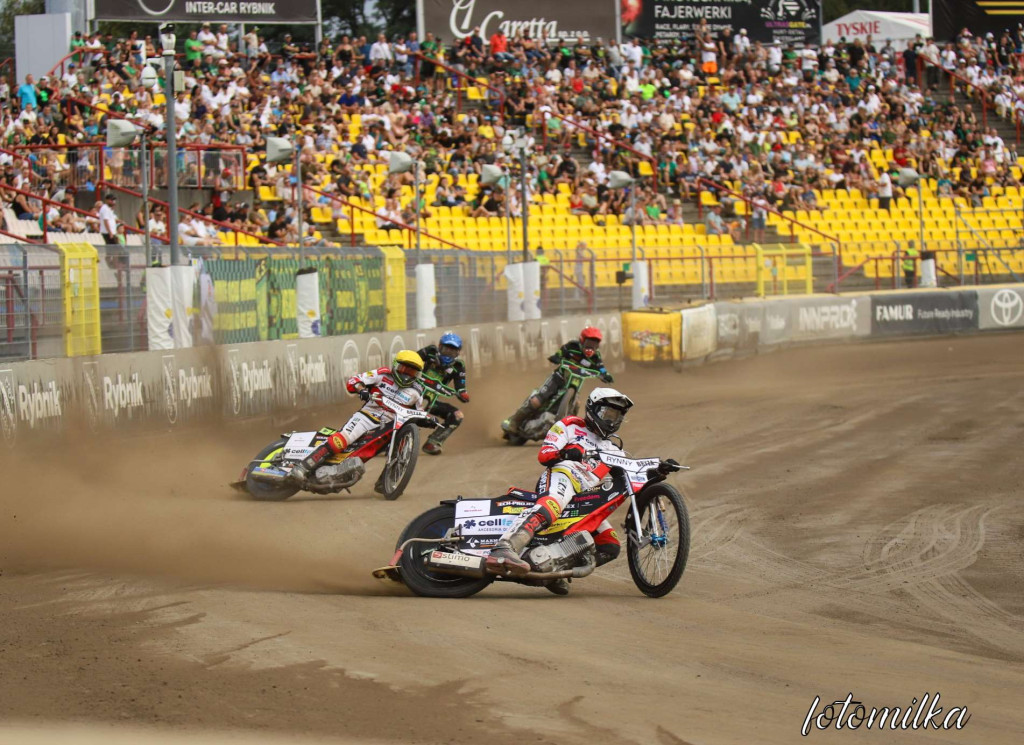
[438,332,463,365]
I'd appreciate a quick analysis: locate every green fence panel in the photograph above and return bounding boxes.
[268,257,299,339]
[206,258,263,343]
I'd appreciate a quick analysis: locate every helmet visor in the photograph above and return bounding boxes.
[439,342,461,360]
[394,362,421,385]
[596,404,626,429]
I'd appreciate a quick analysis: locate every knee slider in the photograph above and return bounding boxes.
[327,432,347,453]
[448,410,463,427]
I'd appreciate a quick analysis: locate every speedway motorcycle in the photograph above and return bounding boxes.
[374,450,690,598]
[502,360,606,446]
[233,393,440,501]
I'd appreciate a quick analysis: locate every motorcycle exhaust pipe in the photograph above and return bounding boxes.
[249,466,289,484]
[425,550,487,578]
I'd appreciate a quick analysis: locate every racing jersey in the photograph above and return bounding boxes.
[417,344,468,394]
[548,340,606,373]
[345,367,427,419]
[538,416,625,490]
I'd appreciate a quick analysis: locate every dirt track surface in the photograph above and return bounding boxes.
[2,333,1024,744]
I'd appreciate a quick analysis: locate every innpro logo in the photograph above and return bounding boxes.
[990,289,1023,327]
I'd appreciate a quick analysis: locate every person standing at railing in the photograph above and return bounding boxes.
[902,243,919,289]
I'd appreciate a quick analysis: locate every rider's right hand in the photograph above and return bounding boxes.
[559,444,585,462]
[358,388,372,402]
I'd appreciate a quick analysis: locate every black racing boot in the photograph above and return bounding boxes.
[486,501,558,577]
[286,442,332,485]
[501,402,536,435]
[545,578,571,596]
[423,421,458,455]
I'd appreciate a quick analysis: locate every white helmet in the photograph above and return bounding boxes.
[585,387,633,437]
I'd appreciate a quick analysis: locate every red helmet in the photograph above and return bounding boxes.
[579,326,602,357]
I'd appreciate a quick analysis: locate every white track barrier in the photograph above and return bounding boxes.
[505,262,525,321]
[295,269,322,337]
[920,256,937,288]
[632,260,650,310]
[146,266,173,351]
[522,261,542,320]
[170,264,196,348]
[415,263,437,330]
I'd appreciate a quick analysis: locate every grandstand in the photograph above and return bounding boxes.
[2,20,1023,349]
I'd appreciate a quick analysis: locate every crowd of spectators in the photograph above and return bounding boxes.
[2,19,1024,247]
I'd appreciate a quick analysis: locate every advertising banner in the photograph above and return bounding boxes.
[977,286,1024,331]
[713,300,762,356]
[932,0,1020,43]
[621,0,821,45]
[420,0,619,45]
[621,310,681,362]
[871,291,980,337]
[680,305,716,360]
[92,0,320,24]
[789,295,871,342]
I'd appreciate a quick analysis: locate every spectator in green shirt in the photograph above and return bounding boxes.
[185,30,204,66]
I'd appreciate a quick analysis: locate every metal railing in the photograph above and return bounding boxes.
[695,177,842,256]
[0,246,64,362]
[411,52,506,124]
[536,112,660,188]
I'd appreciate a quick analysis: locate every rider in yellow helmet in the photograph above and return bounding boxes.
[287,350,426,491]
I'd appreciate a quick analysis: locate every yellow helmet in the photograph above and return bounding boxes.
[392,350,424,387]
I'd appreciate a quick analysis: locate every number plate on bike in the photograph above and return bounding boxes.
[283,431,318,460]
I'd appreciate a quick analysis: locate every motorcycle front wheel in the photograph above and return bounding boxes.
[381,423,419,500]
[398,505,493,598]
[626,483,690,598]
[244,439,300,501]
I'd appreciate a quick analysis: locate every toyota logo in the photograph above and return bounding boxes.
[990,289,1023,327]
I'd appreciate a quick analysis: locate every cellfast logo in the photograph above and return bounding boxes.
[104,373,144,418]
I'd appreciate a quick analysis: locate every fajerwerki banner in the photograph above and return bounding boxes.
[0,311,621,446]
[621,0,821,45]
[871,292,979,337]
[419,0,618,45]
[976,286,1024,331]
[91,0,320,24]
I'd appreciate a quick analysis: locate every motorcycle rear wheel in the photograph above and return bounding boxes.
[382,423,419,500]
[398,505,493,598]
[626,483,690,598]
[244,439,300,501]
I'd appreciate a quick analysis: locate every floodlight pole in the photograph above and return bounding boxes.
[414,160,421,252]
[629,185,637,268]
[519,144,529,262]
[163,40,179,266]
[141,133,152,265]
[504,169,512,265]
[295,145,304,261]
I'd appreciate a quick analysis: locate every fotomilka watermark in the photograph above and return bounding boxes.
[802,693,970,736]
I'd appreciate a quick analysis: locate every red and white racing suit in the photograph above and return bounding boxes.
[499,415,623,560]
[324,367,426,453]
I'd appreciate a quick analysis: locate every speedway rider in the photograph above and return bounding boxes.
[417,332,470,455]
[502,326,613,436]
[488,388,634,594]
[287,350,427,490]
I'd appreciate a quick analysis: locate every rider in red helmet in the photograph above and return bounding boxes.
[502,326,613,436]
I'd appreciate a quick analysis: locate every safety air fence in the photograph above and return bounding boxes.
[0,311,623,447]
[620,285,1024,364]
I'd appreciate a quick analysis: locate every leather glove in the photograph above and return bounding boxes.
[657,458,680,475]
[457,391,470,403]
[559,444,585,462]
[548,353,561,364]
[600,371,614,383]
[358,388,371,402]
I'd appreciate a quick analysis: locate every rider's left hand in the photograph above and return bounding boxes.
[657,458,680,475]
[600,368,614,383]
[457,391,470,403]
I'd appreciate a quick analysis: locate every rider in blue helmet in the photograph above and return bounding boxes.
[417,332,470,455]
